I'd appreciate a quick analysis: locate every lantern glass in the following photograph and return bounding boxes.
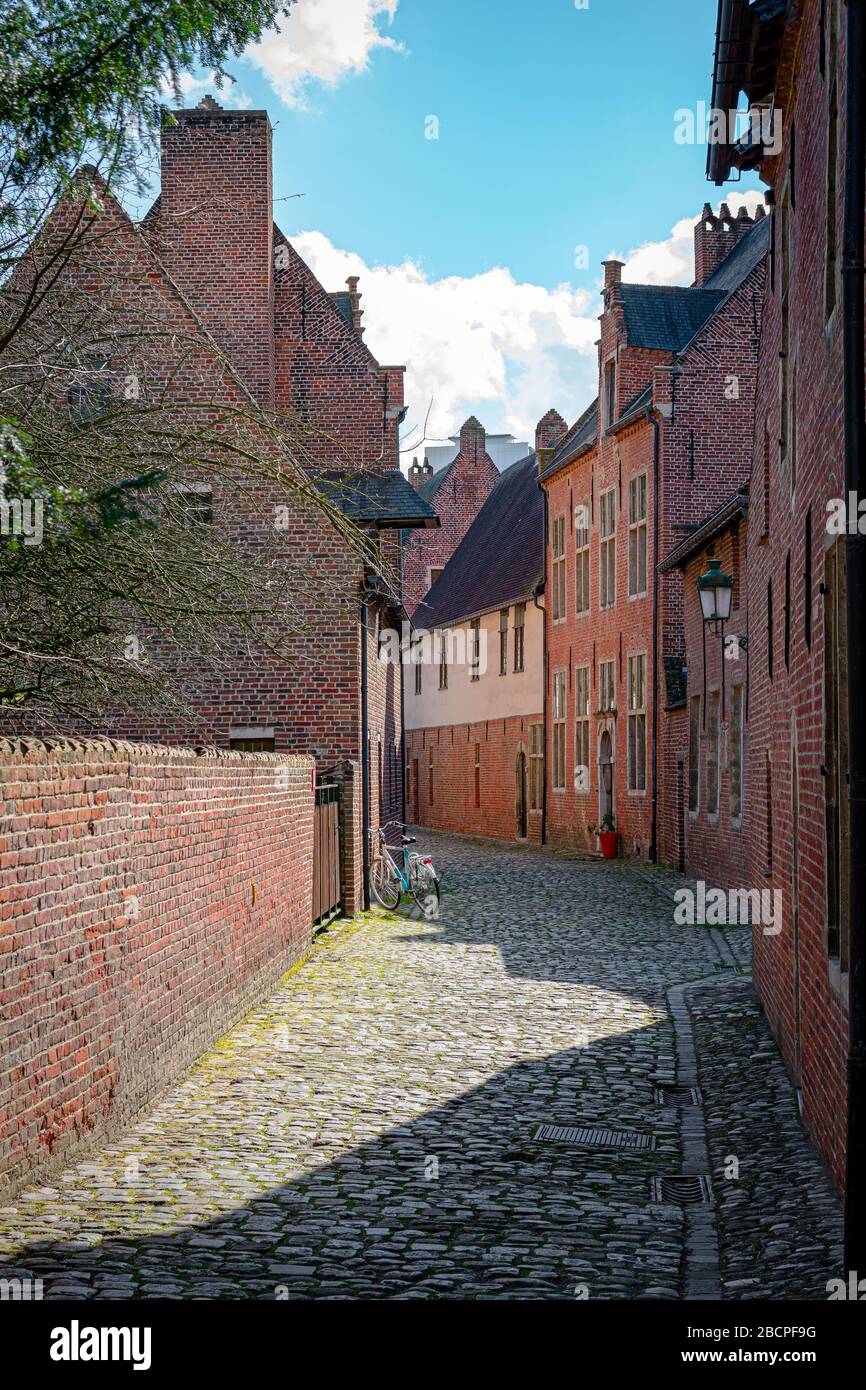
[699,587,717,621]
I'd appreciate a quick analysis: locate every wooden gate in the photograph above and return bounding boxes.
[312,782,342,925]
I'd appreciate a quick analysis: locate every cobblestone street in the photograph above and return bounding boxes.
[0,833,842,1300]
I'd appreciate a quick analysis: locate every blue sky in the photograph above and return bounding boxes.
[173,0,763,457]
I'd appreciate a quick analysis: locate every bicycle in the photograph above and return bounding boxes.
[369,821,441,916]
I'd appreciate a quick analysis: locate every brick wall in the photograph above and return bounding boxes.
[0,739,314,1198]
[742,0,850,1190]
[405,714,544,843]
[403,417,500,618]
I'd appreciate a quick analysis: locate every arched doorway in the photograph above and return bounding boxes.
[599,729,614,823]
[515,750,528,839]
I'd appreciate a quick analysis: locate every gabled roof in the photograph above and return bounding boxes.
[540,399,598,481]
[658,488,749,572]
[417,457,456,504]
[312,470,439,529]
[702,213,771,292]
[619,283,726,352]
[414,453,543,626]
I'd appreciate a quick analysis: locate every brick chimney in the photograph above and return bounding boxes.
[693,201,765,286]
[535,409,567,472]
[345,276,364,337]
[408,456,433,489]
[155,98,275,406]
[458,416,487,464]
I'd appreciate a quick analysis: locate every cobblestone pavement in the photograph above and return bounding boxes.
[0,832,842,1300]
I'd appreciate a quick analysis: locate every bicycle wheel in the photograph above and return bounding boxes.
[370,855,401,909]
[410,862,440,917]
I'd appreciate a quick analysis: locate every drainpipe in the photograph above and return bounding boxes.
[843,0,866,1276]
[536,481,550,845]
[647,406,661,863]
[360,596,371,909]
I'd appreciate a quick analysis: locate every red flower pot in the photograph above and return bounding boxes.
[599,831,619,860]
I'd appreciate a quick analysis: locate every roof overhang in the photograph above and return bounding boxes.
[658,490,749,572]
[707,0,788,186]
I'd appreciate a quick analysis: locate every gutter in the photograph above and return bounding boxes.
[360,596,371,910]
[648,405,661,863]
[843,0,866,1275]
[533,566,548,847]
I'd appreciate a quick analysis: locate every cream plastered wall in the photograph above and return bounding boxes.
[405,597,544,730]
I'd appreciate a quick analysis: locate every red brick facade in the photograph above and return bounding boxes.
[403,416,499,618]
[0,739,314,1198]
[713,0,852,1191]
[405,715,544,844]
[542,219,766,860]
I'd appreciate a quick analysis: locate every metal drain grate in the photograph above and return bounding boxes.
[652,1174,712,1205]
[654,1085,701,1107]
[533,1124,656,1151]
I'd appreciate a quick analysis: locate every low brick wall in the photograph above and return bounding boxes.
[0,739,314,1198]
[406,715,544,844]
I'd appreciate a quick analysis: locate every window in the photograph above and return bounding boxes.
[499,608,509,675]
[600,490,616,608]
[428,749,434,805]
[552,671,567,789]
[784,551,791,669]
[707,690,721,816]
[628,474,648,596]
[779,188,790,470]
[575,665,590,793]
[470,619,481,681]
[790,360,798,496]
[765,752,773,873]
[552,516,567,622]
[414,655,422,696]
[599,658,616,714]
[627,654,647,792]
[68,353,111,422]
[428,566,444,589]
[824,537,849,968]
[529,723,544,810]
[513,602,525,672]
[688,694,701,813]
[575,502,590,613]
[804,508,812,649]
[438,632,448,690]
[230,734,275,752]
[826,74,839,318]
[603,358,617,428]
[730,684,744,821]
[474,742,481,808]
[175,484,213,524]
[762,421,771,539]
[767,580,774,680]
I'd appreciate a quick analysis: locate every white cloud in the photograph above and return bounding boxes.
[291,191,768,458]
[615,190,767,286]
[160,71,253,109]
[291,230,599,453]
[249,0,404,109]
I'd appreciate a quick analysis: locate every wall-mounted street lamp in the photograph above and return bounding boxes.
[696,558,734,632]
[695,557,747,721]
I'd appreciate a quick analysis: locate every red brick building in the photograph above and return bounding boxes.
[403,416,500,618]
[405,434,547,842]
[539,208,768,860]
[9,98,440,911]
[657,491,751,888]
[707,0,863,1202]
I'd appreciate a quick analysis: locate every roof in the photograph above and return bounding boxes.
[329,291,354,327]
[707,0,789,184]
[417,458,456,505]
[702,214,771,292]
[619,283,726,352]
[312,470,439,529]
[414,453,544,626]
[540,399,598,481]
[658,489,749,572]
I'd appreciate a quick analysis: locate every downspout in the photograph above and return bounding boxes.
[536,481,550,845]
[360,596,371,910]
[843,0,866,1275]
[647,406,661,863]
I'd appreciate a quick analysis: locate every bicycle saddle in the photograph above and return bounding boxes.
[401,835,417,845]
